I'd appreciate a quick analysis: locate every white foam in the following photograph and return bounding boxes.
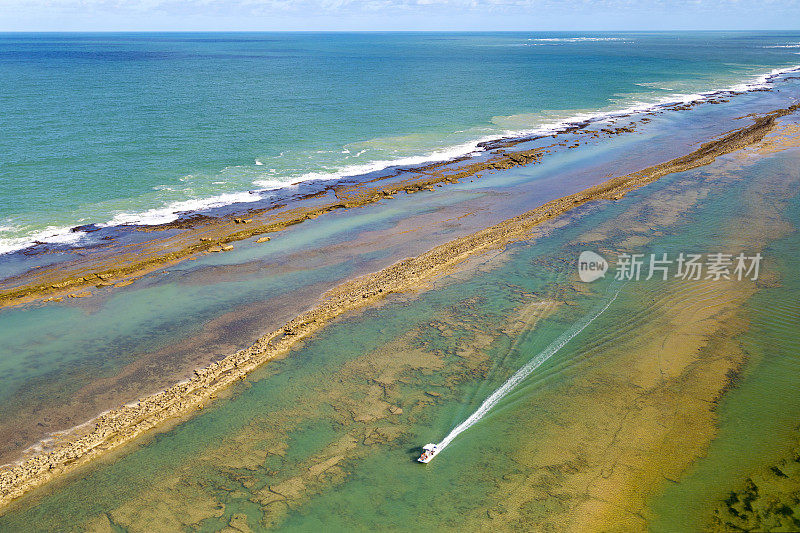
[729,65,798,92]
[99,191,263,227]
[257,64,791,196]
[497,63,800,140]
[2,63,799,256]
[254,178,299,191]
[527,37,629,42]
[253,139,485,189]
[0,225,88,255]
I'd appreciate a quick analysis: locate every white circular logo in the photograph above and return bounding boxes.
[578,251,608,282]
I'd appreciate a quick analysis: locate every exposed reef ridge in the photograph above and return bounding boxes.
[0,109,683,309]
[0,103,797,511]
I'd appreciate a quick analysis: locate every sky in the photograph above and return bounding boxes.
[0,0,799,32]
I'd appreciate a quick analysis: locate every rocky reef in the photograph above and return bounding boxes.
[711,436,800,532]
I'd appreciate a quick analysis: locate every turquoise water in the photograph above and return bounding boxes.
[3,31,800,531]
[4,131,798,530]
[2,31,800,252]
[3,72,792,467]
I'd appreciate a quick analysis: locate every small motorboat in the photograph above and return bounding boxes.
[418,443,439,463]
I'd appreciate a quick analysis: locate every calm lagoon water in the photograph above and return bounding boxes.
[3,122,799,530]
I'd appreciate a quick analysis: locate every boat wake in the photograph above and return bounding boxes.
[431,285,622,457]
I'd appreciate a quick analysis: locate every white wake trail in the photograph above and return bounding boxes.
[435,287,621,453]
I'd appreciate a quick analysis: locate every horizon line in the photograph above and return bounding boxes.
[1,28,798,33]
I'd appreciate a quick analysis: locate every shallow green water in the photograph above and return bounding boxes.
[3,128,800,531]
[648,154,800,532]
[0,176,622,530]
[0,186,483,461]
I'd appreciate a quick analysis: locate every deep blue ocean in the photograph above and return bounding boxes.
[1,31,799,252]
